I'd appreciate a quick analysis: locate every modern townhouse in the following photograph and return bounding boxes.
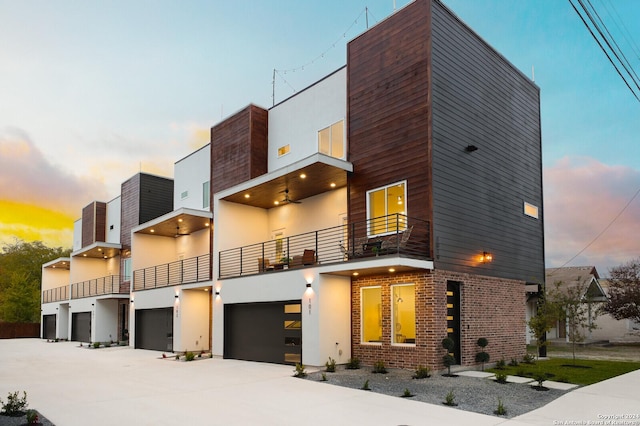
[211,0,544,369]
[40,172,174,344]
[129,144,213,353]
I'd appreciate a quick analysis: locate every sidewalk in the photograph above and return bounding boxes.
[0,339,638,426]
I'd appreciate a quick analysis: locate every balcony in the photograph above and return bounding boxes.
[133,254,211,291]
[42,285,69,303]
[71,275,129,299]
[219,214,430,279]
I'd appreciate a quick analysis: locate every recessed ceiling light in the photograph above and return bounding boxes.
[389,268,396,273]
[274,201,279,205]
[244,194,250,199]
[150,229,155,233]
[300,173,306,179]
[83,254,87,257]
[103,256,108,259]
[178,218,183,222]
[98,248,102,252]
[52,265,56,268]
[205,223,209,227]
[352,272,359,276]
[330,182,336,188]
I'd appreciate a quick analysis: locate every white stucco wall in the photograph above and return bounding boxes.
[70,257,118,283]
[94,298,119,342]
[132,234,179,271]
[105,196,121,244]
[73,219,82,251]
[268,67,346,171]
[42,267,70,291]
[174,144,211,211]
[178,289,211,353]
[313,273,352,366]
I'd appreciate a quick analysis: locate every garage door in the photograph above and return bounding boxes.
[224,300,301,365]
[71,312,91,342]
[43,314,56,340]
[135,308,173,352]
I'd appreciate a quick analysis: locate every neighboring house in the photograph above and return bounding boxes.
[591,279,640,343]
[42,0,545,370]
[40,173,174,344]
[129,144,213,353]
[545,266,607,342]
[212,0,544,369]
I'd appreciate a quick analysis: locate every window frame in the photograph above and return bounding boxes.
[202,181,210,209]
[366,180,408,237]
[524,201,539,219]
[360,286,382,345]
[318,119,345,160]
[391,283,416,346]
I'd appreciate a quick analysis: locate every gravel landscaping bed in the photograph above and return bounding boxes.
[0,411,54,426]
[303,367,570,419]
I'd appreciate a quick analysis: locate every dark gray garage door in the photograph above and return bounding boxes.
[135,308,173,352]
[71,312,91,342]
[224,300,301,365]
[43,314,56,340]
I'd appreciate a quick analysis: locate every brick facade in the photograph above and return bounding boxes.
[351,269,526,371]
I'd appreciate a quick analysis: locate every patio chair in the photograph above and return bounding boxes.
[257,257,273,272]
[381,225,414,253]
[302,249,316,265]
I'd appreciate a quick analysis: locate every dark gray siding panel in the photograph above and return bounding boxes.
[139,174,174,224]
[430,1,544,283]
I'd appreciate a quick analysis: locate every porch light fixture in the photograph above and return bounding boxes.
[215,290,220,296]
[481,251,493,263]
[174,294,179,299]
[306,283,311,288]
[465,144,478,152]
[130,299,134,303]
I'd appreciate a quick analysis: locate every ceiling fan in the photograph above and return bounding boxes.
[175,225,190,237]
[279,188,301,205]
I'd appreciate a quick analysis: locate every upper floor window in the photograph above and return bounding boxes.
[181,190,189,200]
[367,181,407,236]
[278,144,290,157]
[318,120,344,159]
[202,181,210,209]
[524,202,539,219]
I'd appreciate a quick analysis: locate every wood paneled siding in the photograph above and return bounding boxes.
[211,105,268,195]
[347,0,433,243]
[81,201,106,247]
[120,173,173,250]
[430,1,544,283]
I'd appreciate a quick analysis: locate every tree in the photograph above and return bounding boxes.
[0,239,71,323]
[602,258,640,323]
[527,293,556,358]
[546,280,598,364]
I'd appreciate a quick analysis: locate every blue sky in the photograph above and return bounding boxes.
[1,0,639,274]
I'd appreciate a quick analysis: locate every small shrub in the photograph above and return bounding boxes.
[442,354,456,376]
[26,409,39,424]
[495,358,506,370]
[185,351,195,362]
[346,357,361,370]
[361,379,370,390]
[175,354,180,360]
[443,390,457,406]
[209,353,213,359]
[401,388,414,397]
[495,371,508,384]
[494,398,507,416]
[92,342,101,349]
[475,351,490,371]
[104,341,111,348]
[325,357,336,373]
[509,358,519,367]
[477,337,488,348]
[533,372,546,389]
[293,363,307,378]
[1,391,28,416]
[372,360,387,374]
[523,353,536,364]
[198,352,203,358]
[413,365,431,379]
[320,373,327,382]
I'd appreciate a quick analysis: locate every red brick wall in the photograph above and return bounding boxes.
[351,269,525,371]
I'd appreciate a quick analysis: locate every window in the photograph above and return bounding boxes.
[392,284,415,345]
[318,120,345,159]
[361,287,382,343]
[277,144,290,157]
[367,181,407,236]
[524,202,539,219]
[202,181,210,209]
[181,190,189,200]
[122,258,132,282]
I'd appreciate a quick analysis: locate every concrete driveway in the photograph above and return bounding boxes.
[1,339,638,426]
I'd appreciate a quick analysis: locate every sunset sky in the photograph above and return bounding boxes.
[1,0,639,275]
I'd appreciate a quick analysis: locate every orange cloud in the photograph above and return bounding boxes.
[0,127,108,247]
[544,157,640,275]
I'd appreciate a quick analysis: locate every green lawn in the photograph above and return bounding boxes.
[487,358,640,386]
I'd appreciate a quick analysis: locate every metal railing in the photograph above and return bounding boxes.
[219,214,430,279]
[132,253,211,291]
[42,285,69,303]
[71,275,129,299]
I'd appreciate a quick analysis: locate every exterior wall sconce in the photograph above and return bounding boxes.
[465,144,478,152]
[306,283,311,288]
[215,290,220,296]
[174,294,179,299]
[481,251,493,263]
[130,299,134,303]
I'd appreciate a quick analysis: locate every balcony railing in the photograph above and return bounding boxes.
[42,285,69,303]
[219,214,430,279]
[71,275,129,299]
[133,253,211,291]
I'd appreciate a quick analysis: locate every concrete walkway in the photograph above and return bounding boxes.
[0,339,638,426]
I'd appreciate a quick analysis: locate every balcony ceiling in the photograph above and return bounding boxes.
[135,211,212,238]
[44,259,71,270]
[221,162,348,209]
[72,243,121,259]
